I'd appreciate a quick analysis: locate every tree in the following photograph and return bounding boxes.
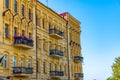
[107,57,120,80]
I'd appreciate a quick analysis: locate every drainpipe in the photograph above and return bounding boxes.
[66,21,70,80]
[35,1,38,80]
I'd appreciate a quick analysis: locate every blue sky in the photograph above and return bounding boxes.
[38,0,120,80]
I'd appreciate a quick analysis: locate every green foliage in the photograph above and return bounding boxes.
[107,77,112,80]
[107,57,120,80]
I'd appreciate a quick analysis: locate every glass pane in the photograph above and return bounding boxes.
[5,0,9,8]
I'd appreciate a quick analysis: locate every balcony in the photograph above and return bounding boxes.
[13,67,33,76]
[74,56,83,63]
[50,50,64,58]
[14,36,33,49]
[49,29,63,39]
[50,71,64,78]
[74,73,84,79]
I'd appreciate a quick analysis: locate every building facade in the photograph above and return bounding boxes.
[0,0,83,80]
[60,12,83,80]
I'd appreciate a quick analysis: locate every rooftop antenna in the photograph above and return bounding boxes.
[46,0,48,7]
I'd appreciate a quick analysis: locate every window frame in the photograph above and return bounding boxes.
[4,24,9,38]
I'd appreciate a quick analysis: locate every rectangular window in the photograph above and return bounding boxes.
[5,0,9,8]
[22,5,24,16]
[14,27,17,36]
[4,24,9,38]
[13,56,16,67]
[43,62,45,73]
[27,59,31,68]
[14,0,17,12]
[28,8,31,20]
[42,19,44,28]
[4,55,8,69]
[50,63,51,71]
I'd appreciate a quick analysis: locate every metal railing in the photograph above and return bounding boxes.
[14,36,33,47]
[49,29,64,37]
[74,73,84,78]
[50,71,64,76]
[13,67,33,74]
[50,50,64,56]
[74,56,83,62]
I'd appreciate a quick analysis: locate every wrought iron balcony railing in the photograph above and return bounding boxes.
[74,56,83,63]
[14,36,33,49]
[74,73,84,78]
[49,29,64,39]
[50,50,64,57]
[50,71,64,77]
[13,67,33,74]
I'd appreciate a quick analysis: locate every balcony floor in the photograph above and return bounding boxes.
[49,34,63,39]
[14,44,33,49]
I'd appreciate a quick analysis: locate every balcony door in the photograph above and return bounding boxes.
[13,56,16,67]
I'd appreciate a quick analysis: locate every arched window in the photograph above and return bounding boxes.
[3,55,8,69]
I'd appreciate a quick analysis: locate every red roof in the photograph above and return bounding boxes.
[59,12,67,18]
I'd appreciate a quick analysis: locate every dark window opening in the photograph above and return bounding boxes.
[22,5,24,16]
[4,24,9,38]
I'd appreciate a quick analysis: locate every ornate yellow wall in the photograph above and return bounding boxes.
[0,0,83,80]
[0,0,36,80]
